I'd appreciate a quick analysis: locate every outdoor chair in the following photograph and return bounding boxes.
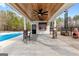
[72,28,79,38]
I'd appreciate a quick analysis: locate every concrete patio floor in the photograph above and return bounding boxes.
[1,33,79,56]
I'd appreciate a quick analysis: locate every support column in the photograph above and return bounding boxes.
[64,9,69,36]
[52,20,57,38]
[50,22,53,35]
[23,17,28,40]
[24,17,26,30]
[64,9,68,31]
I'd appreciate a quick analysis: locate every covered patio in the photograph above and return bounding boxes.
[1,3,79,56]
[9,3,73,35]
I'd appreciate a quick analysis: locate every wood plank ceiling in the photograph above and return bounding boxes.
[10,3,64,21]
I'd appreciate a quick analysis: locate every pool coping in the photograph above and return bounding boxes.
[0,32,23,48]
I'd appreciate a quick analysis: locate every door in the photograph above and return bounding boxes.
[32,24,36,34]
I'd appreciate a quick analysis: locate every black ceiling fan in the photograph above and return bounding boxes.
[33,8,48,20]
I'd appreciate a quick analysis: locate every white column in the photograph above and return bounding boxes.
[24,17,26,30]
[54,20,56,30]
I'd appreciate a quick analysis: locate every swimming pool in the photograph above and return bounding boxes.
[0,32,22,41]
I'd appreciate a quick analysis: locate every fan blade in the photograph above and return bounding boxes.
[33,10,39,13]
[43,11,48,14]
[43,13,48,15]
[39,8,43,13]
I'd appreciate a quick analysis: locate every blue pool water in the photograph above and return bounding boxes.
[0,32,22,41]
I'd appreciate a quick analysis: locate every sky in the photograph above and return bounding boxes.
[68,3,79,17]
[0,3,14,11]
[58,3,79,18]
[0,3,79,18]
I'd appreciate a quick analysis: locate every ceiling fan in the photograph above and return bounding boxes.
[33,8,48,21]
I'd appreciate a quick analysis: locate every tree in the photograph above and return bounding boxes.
[0,10,11,30]
[0,10,23,31]
[0,10,32,31]
[56,17,64,31]
[11,17,19,30]
[26,22,31,31]
[6,11,19,30]
[56,17,64,27]
[56,17,64,24]
[18,17,24,30]
[73,15,79,27]
[73,15,79,20]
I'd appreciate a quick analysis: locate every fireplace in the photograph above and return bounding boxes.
[39,22,47,31]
